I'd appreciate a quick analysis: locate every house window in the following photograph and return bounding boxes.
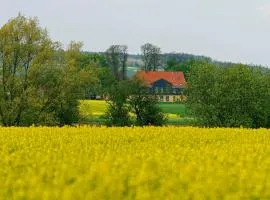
[155,87,159,94]
[160,87,163,94]
[166,96,170,102]
[164,86,169,94]
[159,96,164,102]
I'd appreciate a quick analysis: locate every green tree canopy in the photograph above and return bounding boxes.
[0,14,97,126]
[186,62,270,128]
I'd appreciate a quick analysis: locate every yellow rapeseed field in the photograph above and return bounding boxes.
[0,127,270,199]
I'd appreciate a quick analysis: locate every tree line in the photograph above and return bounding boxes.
[0,14,165,126]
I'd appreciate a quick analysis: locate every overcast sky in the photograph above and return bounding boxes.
[1,0,270,66]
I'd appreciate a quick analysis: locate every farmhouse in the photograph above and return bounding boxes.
[135,71,186,102]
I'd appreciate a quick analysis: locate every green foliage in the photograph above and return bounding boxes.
[166,63,190,79]
[165,56,211,80]
[105,79,167,127]
[0,14,97,126]
[163,53,211,66]
[64,49,110,99]
[53,41,99,126]
[0,14,55,126]
[78,52,108,69]
[93,67,117,97]
[128,79,167,126]
[105,81,132,127]
[186,61,270,128]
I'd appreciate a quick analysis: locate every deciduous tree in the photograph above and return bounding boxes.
[141,43,161,71]
[105,45,128,81]
[0,14,96,126]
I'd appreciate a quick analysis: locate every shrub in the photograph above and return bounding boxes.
[105,81,132,127]
[105,79,167,126]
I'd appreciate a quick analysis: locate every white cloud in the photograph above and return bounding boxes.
[257,2,270,17]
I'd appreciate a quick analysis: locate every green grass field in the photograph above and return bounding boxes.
[79,100,191,125]
[159,103,186,116]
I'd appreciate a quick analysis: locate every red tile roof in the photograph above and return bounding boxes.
[135,71,186,87]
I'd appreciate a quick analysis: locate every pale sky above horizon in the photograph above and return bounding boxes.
[1,0,270,66]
